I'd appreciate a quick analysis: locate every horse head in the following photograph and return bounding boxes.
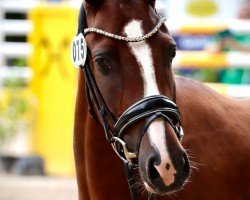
[79,0,190,196]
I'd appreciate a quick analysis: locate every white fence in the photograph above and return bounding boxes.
[0,0,37,68]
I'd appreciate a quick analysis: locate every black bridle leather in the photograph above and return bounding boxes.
[77,4,184,200]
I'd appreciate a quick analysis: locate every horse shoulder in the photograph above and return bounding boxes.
[174,76,250,199]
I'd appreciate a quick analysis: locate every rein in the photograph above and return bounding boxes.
[73,5,184,200]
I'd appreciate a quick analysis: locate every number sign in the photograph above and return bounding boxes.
[71,33,87,68]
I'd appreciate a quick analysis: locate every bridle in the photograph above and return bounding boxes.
[73,4,184,200]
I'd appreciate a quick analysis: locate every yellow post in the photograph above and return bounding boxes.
[28,5,78,176]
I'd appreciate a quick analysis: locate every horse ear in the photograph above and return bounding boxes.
[146,0,156,7]
[78,3,88,34]
[85,0,103,8]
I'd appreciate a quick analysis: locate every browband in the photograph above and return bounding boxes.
[84,17,166,42]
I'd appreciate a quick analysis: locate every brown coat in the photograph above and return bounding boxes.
[74,72,250,200]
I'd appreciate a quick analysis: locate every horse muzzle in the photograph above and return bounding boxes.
[112,95,184,165]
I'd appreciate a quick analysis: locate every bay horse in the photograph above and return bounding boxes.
[73,0,250,199]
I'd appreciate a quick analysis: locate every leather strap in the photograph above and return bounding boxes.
[124,161,138,200]
[85,83,102,125]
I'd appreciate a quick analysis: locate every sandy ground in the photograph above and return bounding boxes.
[0,174,78,200]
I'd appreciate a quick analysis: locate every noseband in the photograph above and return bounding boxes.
[72,4,184,200]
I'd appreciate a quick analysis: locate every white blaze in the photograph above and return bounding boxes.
[124,20,176,188]
[148,119,176,186]
[124,20,158,97]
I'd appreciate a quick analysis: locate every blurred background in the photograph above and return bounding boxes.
[0,0,249,199]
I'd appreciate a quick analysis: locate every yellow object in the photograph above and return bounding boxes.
[180,20,227,34]
[179,51,227,68]
[29,5,78,176]
[186,0,218,17]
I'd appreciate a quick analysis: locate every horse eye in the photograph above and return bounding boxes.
[94,57,111,75]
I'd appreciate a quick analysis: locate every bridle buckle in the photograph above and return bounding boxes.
[111,137,137,165]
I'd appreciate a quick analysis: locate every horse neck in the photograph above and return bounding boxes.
[175,76,250,134]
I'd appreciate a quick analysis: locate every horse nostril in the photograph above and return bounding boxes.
[148,159,161,184]
[182,156,186,166]
[182,153,190,175]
